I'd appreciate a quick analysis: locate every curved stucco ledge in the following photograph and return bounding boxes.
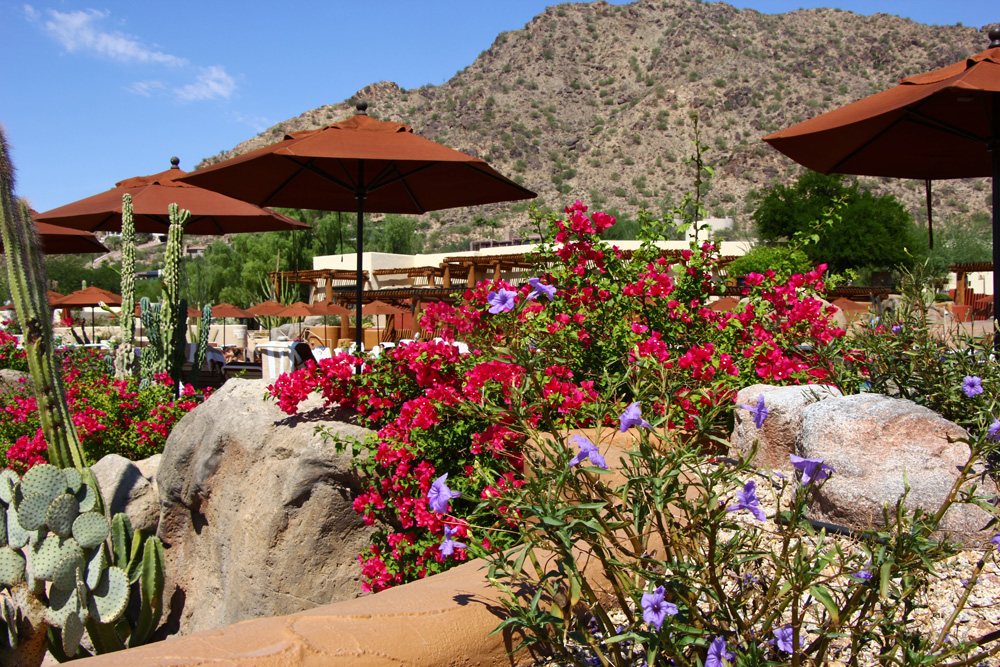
[73,557,533,667]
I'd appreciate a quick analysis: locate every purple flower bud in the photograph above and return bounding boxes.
[991,533,1000,553]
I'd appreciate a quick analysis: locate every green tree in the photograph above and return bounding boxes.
[751,172,916,272]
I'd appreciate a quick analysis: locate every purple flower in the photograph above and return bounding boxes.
[770,625,798,654]
[569,435,608,470]
[739,393,769,429]
[851,559,873,581]
[486,288,518,314]
[987,418,1000,442]
[963,375,984,398]
[526,277,556,301]
[891,325,902,334]
[726,479,766,521]
[790,455,835,486]
[991,533,1000,553]
[619,401,653,433]
[706,636,734,667]
[640,585,678,631]
[428,474,461,514]
[438,525,466,557]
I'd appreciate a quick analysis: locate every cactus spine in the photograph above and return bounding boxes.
[114,194,136,379]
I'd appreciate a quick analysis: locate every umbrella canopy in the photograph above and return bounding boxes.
[308,300,352,317]
[763,27,1000,329]
[211,303,254,319]
[274,301,316,318]
[248,300,286,317]
[35,158,311,235]
[2,291,65,311]
[52,286,122,308]
[179,102,536,352]
[361,300,408,316]
[32,221,109,254]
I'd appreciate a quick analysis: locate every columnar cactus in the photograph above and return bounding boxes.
[0,127,87,471]
[187,304,213,388]
[160,206,187,384]
[114,194,136,379]
[138,297,162,381]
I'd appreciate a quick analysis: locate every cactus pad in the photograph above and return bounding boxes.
[75,483,98,513]
[21,464,67,505]
[29,534,64,581]
[85,542,108,590]
[17,492,51,532]
[0,506,6,548]
[62,607,85,656]
[63,468,83,494]
[47,493,80,538]
[47,585,80,628]
[73,511,109,549]
[0,470,18,504]
[6,504,29,549]
[0,546,26,586]
[52,550,85,591]
[88,566,129,624]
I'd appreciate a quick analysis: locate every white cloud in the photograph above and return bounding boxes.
[233,112,273,133]
[127,80,166,97]
[29,6,187,67]
[174,66,236,102]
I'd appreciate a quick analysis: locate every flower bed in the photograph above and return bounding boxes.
[0,344,208,470]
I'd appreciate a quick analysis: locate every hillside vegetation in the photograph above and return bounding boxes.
[199,0,996,251]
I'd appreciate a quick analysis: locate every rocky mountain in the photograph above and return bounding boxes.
[199,0,997,251]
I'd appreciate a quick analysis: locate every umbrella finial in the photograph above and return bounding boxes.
[989,25,1000,48]
[170,156,180,169]
[356,101,368,115]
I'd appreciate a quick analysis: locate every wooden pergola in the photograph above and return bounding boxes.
[950,262,993,306]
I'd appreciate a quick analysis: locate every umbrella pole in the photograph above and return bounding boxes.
[355,182,365,363]
[925,179,933,251]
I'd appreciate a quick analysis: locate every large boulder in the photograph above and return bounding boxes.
[730,383,842,473]
[156,378,374,637]
[798,394,995,545]
[92,453,161,533]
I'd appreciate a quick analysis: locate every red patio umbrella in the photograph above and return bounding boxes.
[307,300,352,342]
[35,158,311,235]
[179,102,536,353]
[248,300,286,317]
[764,27,1000,324]
[52,286,122,341]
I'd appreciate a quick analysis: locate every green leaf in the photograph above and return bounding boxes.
[880,559,893,600]
[809,585,840,625]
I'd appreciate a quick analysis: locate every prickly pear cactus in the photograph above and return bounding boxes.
[114,193,137,379]
[0,465,127,662]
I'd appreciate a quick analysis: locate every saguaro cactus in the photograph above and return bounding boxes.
[114,194,136,379]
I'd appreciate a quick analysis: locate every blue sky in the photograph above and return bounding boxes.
[0,0,995,214]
